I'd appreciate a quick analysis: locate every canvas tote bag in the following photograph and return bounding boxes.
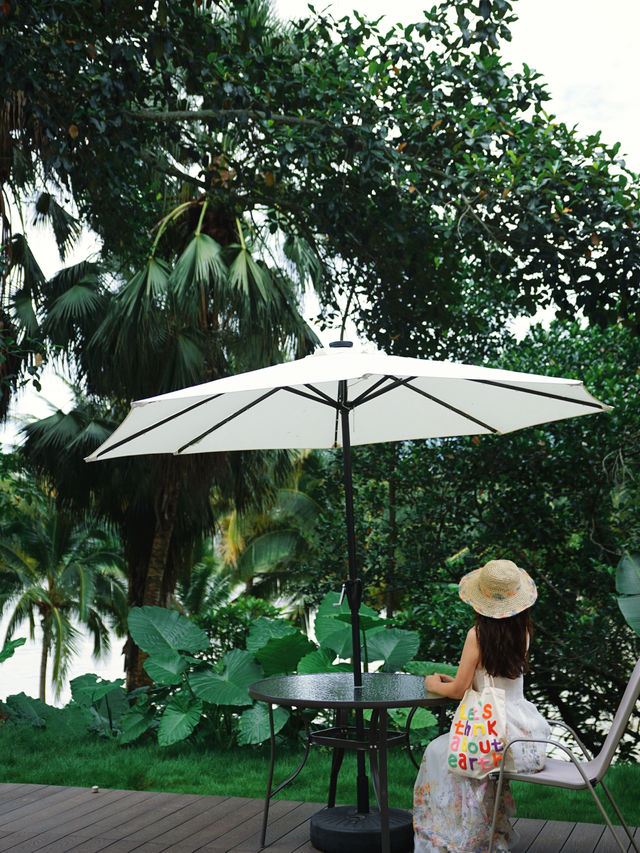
[447,676,511,778]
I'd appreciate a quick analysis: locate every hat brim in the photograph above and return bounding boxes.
[459,566,537,618]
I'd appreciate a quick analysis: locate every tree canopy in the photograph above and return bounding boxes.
[2,0,639,367]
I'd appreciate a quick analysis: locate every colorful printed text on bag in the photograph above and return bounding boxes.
[448,697,504,773]
[446,677,508,779]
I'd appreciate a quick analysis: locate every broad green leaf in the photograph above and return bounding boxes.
[3,693,49,727]
[0,637,26,663]
[128,606,209,655]
[616,553,640,595]
[336,613,384,632]
[237,702,289,746]
[246,617,296,654]
[89,689,129,736]
[190,649,262,706]
[70,673,125,707]
[255,632,316,677]
[315,592,384,657]
[143,651,188,685]
[157,692,203,747]
[388,706,438,732]
[404,660,457,678]
[118,703,156,745]
[366,628,420,672]
[616,554,640,637]
[297,647,338,673]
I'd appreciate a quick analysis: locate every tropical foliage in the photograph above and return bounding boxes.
[0,494,127,701]
[296,320,640,756]
[68,598,429,749]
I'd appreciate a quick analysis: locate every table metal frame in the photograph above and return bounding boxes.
[249,673,450,853]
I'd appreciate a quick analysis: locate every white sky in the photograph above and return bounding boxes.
[275,0,640,168]
[2,0,639,701]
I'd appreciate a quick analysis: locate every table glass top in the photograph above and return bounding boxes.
[248,672,450,709]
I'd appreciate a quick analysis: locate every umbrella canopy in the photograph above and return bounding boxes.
[86,340,610,461]
[87,339,610,820]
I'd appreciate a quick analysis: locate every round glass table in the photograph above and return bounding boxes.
[249,672,451,853]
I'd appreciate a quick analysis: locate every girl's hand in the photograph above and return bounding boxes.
[438,674,454,683]
[424,674,442,693]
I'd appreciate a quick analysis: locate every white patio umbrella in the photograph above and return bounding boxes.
[87,338,610,684]
[87,338,609,834]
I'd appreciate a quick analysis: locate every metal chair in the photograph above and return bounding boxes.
[488,657,640,853]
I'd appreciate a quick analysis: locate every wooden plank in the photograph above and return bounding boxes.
[129,795,241,850]
[0,783,48,803]
[185,797,300,852]
[166,795,269,851]
[0,789,134,852]
[594,821,635,852]
[31,790,164,851]
[0,784,637,853]
[109,793,230,848]
[88,795,245,853]
[82,790,211,843]
[0,786,110,836]
[511,818,546,852]
[224,801,322,853]
[560,821,606,852]
[525,819,574,851]
[0,784,82,829]
[233,802,322,853]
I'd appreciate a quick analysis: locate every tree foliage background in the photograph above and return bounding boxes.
[0,0,639,743]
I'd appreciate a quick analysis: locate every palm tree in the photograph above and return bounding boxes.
[12,2,324,688]
[0,499,127,702]
[218,452,324,619]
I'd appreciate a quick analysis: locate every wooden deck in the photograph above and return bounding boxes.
[0,783,637,852]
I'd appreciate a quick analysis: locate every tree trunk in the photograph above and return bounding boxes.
[39,637,48,703]
[143,474,181,607]
[125,469,181,691]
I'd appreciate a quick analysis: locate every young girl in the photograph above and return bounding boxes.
[413,559,549,852]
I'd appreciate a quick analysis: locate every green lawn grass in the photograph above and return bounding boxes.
[1,708,638,828]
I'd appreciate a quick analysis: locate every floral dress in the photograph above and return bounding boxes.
[413,669,549,852]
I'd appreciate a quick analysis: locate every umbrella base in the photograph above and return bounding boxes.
[309,806,413,853]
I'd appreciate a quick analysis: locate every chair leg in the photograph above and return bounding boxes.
[599,779,640,853]
[582,779,630,853]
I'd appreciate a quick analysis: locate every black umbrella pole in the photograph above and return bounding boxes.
[340,404,369,816]
[340,405,363,687]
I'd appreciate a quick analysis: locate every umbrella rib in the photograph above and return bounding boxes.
[175,387,282,454]
[283,385,339,408]
[92,394,222,459]
[350,375,417,407]
[402,381,500,433]
[470,379,606,409]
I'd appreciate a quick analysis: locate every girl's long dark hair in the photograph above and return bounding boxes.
[475,609,533,679]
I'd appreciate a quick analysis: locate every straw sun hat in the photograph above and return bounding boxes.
[458,559,537,619]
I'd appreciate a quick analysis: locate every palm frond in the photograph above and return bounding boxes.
[274,488,321,530]
[8,233,45,297]
[169,232,227,314]
[33,193,83,261]
[227,245,271,302]
[283,233,324,292]
[117,257,170,318]
[235,529,302,582]
[45,282,104,325]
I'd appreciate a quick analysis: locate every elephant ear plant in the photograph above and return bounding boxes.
[108,595,428,749]
[617,553,640,637]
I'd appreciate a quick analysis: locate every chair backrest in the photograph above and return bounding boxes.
[589,656,640,781]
